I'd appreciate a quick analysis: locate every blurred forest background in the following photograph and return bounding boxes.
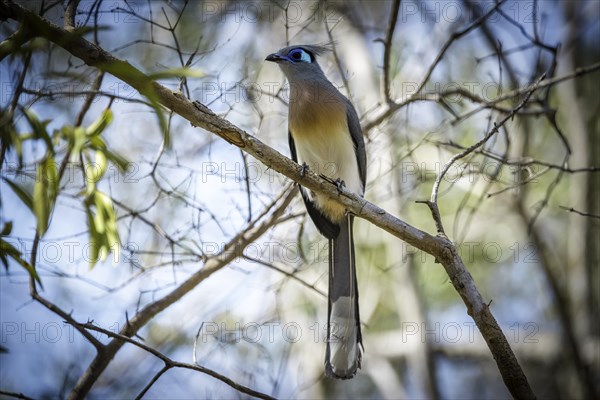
[1,0,599,399]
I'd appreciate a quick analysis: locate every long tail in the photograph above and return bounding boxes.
[325,214,362,379]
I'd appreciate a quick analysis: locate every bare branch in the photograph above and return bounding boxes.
[559,206,600,220]
[0,390,35,400]
[324,20,351,98]
[244,255,327,298]
[382,0,401,103]
[75,70,104,126]
[415,0,506,95]
[431,74,546,205]
[69,322,276,400]
[135,365,169,400]
[364,60,600,131]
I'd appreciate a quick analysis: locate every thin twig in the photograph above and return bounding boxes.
[75,71,104,126]
[134,365,170,400]
[430,73,546,204]
[416,0,506,95]
[244,255,327,297]
[559,206,600,220]
[68,185,297,399]
[0,390,35,400]
[324,20,351,98]
[69,322,275,400]
[382,0,401,103]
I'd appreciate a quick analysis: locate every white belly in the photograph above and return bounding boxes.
[292,124,363,222]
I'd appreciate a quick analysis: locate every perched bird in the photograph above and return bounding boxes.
[266,45,366,379]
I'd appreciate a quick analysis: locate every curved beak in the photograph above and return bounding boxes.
[265,53,284,63]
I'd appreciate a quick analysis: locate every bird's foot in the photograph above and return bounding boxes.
[334,178,345,195]
[300,162,309,177]
[319,175,345,194]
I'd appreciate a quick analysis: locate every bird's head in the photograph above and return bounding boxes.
[265,45,329,78]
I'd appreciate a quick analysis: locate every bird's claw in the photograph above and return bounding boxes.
[300,162,309,177]
[334,178,345,194]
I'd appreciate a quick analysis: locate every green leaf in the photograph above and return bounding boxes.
[147,67,204,80]
[153,103,169,147]
[0,112,22,162]
[86,209,102,269]
[2,177,33,211]
[93,206,106,234]
[84,151,108,193]
[86,131,129,173]
[95,61,172,149]
[86,149,110,196]
[139,85,171,149]
[0,221,13,236]
[98,193,120,260]
[86,191,121,269]
[33,156,59,236]
[104,149,129,172]
[72,26,110,36]
[86,108,113,137]
[60,125,74,140]
[0,238,43,287]
[100,59,149,86]
[89,135,107,150]
[24,109,54,155]
[70,126,87,162]
[151,97,170,148]
[94,150,108,178]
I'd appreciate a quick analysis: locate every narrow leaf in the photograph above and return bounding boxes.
[24,109,54,154]
[0,238,43,287]
[86,108,113,137]
[140,85,171,148]
[2,177,33,211]
[104,149,129,172]
[33,156,59,236]
[0,221,13,236]
[87,208,101,269]
[70,126,87,162]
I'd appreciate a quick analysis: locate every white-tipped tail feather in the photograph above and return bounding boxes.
[325,215,362,379]
[327,296,362,378]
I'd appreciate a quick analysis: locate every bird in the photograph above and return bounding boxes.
[266,45,366,379]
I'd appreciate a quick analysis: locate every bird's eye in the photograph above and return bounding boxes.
[289,49,311,63]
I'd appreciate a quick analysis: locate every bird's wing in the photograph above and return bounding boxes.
[345,101,367,190]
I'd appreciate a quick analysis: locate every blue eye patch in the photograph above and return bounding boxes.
[287,48,312,63]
